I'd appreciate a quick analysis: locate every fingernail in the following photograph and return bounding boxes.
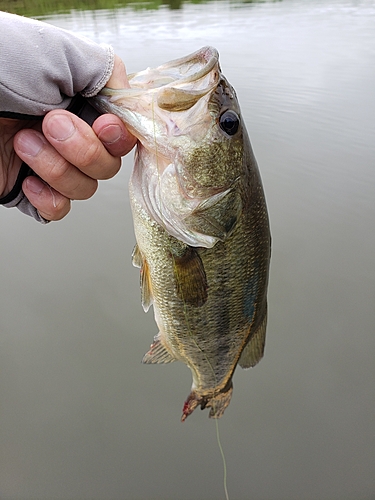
[17,132,45,157]
[25,176,44,195]
[48,114,75,141]
[98,124,124,145]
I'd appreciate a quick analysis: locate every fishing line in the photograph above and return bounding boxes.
[215,418,229,500]
[182,306,230,500]
[47,184,57,208]
[151,95,230,500]
[182,323,230,500]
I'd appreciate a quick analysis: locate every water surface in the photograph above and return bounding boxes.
[0,1,374,499]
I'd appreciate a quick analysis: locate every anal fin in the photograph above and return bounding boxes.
[142,333,177,364]
[239,309,267,369]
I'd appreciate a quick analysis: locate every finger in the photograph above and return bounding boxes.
[14,128,98,200]
[94,54,136,157]
[92,114,136,158]
[23,175,71,221]
[41,110,123,180]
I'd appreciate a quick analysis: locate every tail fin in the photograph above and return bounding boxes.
[181,383,233,421]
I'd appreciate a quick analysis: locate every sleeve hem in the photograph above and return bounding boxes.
[81,45,115,98]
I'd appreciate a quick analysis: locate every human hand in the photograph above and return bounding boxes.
[0,55,136,221]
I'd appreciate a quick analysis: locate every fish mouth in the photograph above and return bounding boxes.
[99,46,220,102]
[127,45,219,89]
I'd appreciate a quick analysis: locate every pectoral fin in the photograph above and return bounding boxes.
[172,247,208,307]
[239,310,267,369]
[186,188,242,241]
[132,244,153,312]
[132,244,142,268]
[142,333,177,364]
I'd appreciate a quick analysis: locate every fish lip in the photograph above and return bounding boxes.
[154,45,219,86]
[158,46,218,70]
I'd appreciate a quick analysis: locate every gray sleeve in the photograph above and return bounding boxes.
[3,188,49,224]
[0,12,115,115]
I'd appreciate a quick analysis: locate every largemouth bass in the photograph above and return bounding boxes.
[94,47,271,420]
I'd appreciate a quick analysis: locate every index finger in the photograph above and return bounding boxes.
[42,110,127,180]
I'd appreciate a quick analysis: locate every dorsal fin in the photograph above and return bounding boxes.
[239,310,267,369]
[142,333,177,364]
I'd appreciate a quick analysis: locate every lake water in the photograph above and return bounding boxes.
[1,0,374,499]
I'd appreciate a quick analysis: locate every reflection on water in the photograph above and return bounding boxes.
[0,0,279,17]
[1,1,375,499]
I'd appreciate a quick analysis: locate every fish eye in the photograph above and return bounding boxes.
[219,110,240,136]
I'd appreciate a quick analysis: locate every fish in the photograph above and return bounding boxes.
[93,46,271,420]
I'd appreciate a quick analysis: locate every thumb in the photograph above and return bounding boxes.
[106,55,131,90]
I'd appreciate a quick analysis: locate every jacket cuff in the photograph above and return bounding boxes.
[2,190,50,224]
[0,163,50,224]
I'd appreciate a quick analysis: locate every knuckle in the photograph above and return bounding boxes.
[39,197,70,221]
[70,179,98,200]
[98,157,121,180]
[76,181,98,200]
[47,156,71,183]
[78,141,120,181]
[79,141,103,170]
